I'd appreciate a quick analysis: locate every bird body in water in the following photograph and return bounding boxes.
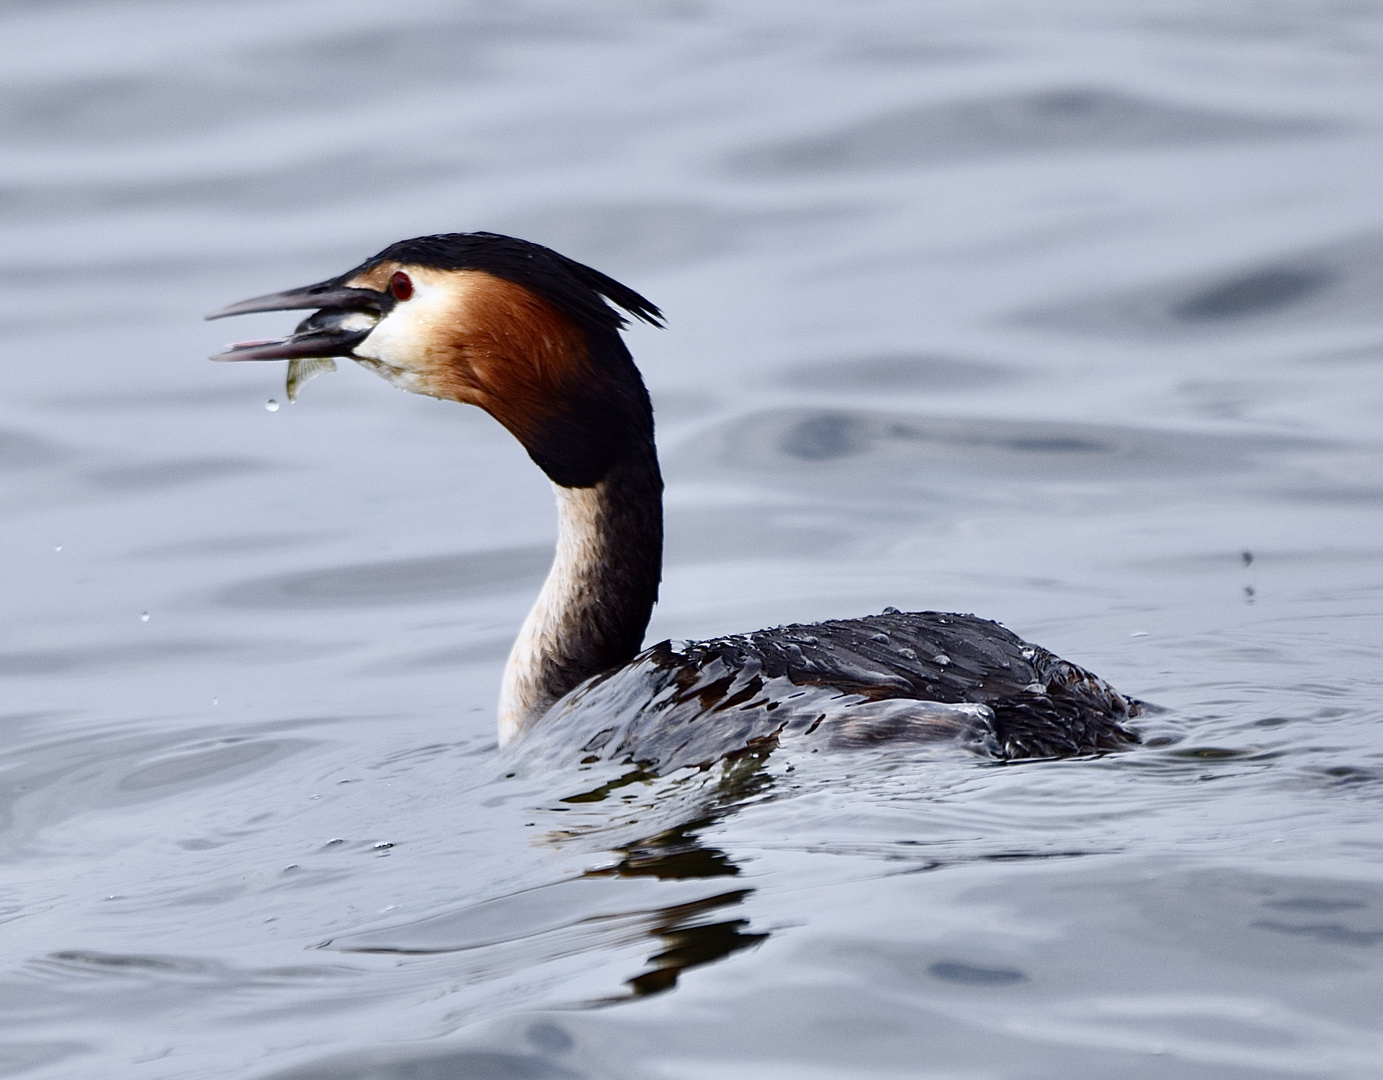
[209,232,1139,770]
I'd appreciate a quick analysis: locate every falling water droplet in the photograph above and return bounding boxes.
[265,399,280,412]
[140,611,150,622]
[53,545,62,552]
[212,698,219,706]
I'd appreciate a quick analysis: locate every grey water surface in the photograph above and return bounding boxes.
[3,1,1383,1077]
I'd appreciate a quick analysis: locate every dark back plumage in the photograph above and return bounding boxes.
[520,610,1141,771]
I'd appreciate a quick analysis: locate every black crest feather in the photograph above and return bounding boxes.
[356,232,663,337]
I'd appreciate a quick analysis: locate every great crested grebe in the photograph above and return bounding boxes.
[209,232,1139,770]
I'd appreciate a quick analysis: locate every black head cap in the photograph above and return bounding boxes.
[357,232,663,340]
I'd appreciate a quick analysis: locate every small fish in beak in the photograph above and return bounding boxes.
[208,277,390,400]
[286,356,338,402]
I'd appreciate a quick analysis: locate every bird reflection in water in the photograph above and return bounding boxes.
[560,745,775,999]
[583,823,766,999]
[329,749,775,1001]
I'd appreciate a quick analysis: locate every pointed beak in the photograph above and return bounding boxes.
[206,277,389,363]
[206,278,385,321]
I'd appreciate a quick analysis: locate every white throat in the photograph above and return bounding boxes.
[498,483,608,747]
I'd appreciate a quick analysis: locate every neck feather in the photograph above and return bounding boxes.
[498,442,662,745]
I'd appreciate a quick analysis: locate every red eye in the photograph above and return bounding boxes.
[390,271,413,301]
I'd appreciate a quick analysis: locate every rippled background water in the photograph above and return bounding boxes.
[4,1,1383,1076]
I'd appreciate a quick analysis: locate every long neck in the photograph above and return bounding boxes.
[497,440,663,745]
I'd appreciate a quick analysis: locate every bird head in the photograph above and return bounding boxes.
[208,232,663,486]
